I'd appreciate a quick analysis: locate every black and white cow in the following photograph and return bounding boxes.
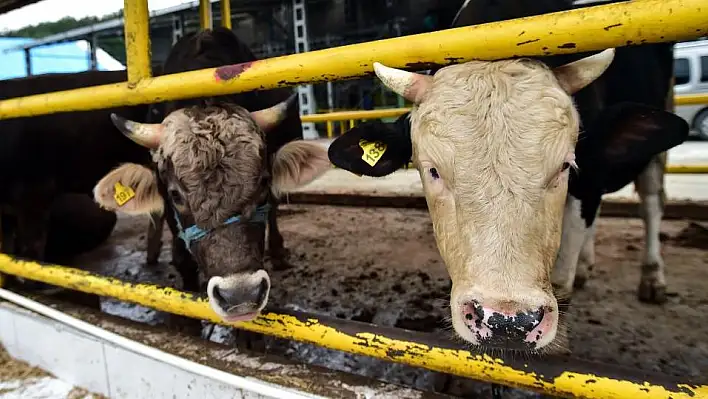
[326,0,688,351]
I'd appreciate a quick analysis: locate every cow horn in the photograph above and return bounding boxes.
[553,48,615,94]
[250,93,297,133]
[110,113,163,149]
[373,62,432,104]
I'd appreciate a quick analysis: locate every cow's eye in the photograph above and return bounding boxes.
[170,189,184,206]
[429,167,440,180]
[561,162,570,171]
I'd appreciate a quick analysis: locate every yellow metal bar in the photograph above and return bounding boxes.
[348,119,355,129]
[303,106,708,175]
[300,94,708,125]
[1,0,706,119]
[675,93,708,106]
[0,255,705,399]
[123,0,151,85]
[220,0,231,29]
[326,121,333,138]
[303,91,708,124]
[665,165,708,174]
[199,0,213,30]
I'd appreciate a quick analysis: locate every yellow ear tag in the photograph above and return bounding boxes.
[113,182,136,207]
[359,139,387,167]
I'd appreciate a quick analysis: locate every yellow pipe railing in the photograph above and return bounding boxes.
[122,0,151,85]
[663,165,708,174]
[0,255,705,399]
[220,0,231,29]
[303,104,708,174]
[301,108,410,123]
[0,0,706,120]
[675,92,708,106]
[199,0,212,30]
[302,92,708,126]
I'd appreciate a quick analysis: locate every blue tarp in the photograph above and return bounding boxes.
[0,37,124,80]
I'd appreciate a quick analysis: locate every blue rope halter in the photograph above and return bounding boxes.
[172,203,271,252]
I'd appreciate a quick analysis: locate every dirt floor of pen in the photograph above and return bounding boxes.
[30,203,708,397]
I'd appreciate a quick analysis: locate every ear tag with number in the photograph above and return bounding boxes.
[358,139,387,167]
[114,182,136,206]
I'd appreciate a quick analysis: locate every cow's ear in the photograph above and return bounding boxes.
[271,140,331,196]
[93,163,164,215]
[575,102,689,193]
[327,116,412,177]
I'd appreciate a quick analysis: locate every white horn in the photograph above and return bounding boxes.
[110,113,163,149]
[553,48,615,94]
[373,62,433,104]
[250,93,297,133]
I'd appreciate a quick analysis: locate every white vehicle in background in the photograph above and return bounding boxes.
[674,39,708,140]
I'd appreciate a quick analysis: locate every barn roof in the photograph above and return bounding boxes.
[0,0,39,15]
[0,37,124,80]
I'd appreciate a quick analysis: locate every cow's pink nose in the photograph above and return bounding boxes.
[461,300,548,350]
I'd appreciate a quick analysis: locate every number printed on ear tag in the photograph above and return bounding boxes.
[358,139,387,167]
[114,182,136,206]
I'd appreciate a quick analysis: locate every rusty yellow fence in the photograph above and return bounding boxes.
[0,255,706,399]
[0,0,707,397]
[0,0,706,118]
[303,108,410,137]
[301,93,708,174]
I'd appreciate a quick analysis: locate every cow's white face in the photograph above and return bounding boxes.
[374,50,615,351]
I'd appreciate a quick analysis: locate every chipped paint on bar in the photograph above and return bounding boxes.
[123,0,151,85]
[0,254,706,399]
[0,0,706,119]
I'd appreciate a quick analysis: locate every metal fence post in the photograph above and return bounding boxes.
[200,0,213,31]
[292,0,318,139]
[123,0,152,85]
[220,0,231,29]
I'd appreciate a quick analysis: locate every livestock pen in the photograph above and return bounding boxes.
[1,0,708,397]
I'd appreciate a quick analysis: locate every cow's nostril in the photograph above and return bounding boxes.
[256,278,269,304]
[214,286,232,306]
[462,300,485,327]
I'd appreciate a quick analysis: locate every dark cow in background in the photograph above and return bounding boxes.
[327,0,688,352]
[558,0,676,305]
[93,28,330,324]
[0,71,153,273]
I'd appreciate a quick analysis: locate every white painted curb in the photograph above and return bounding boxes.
[0,289,324,399]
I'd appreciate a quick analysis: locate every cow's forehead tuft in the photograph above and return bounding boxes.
[153,105,266,175]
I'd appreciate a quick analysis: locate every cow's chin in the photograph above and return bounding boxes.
[207,298,263,324]
[221,311,260,323]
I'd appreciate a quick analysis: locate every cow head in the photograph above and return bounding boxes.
[93,98,330,323]
[328,49,688,352]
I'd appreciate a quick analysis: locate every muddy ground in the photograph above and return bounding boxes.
[60,204,708,397]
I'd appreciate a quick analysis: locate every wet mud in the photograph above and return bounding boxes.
[63,204,708,397]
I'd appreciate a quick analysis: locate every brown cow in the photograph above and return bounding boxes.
[92,99,331,322]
